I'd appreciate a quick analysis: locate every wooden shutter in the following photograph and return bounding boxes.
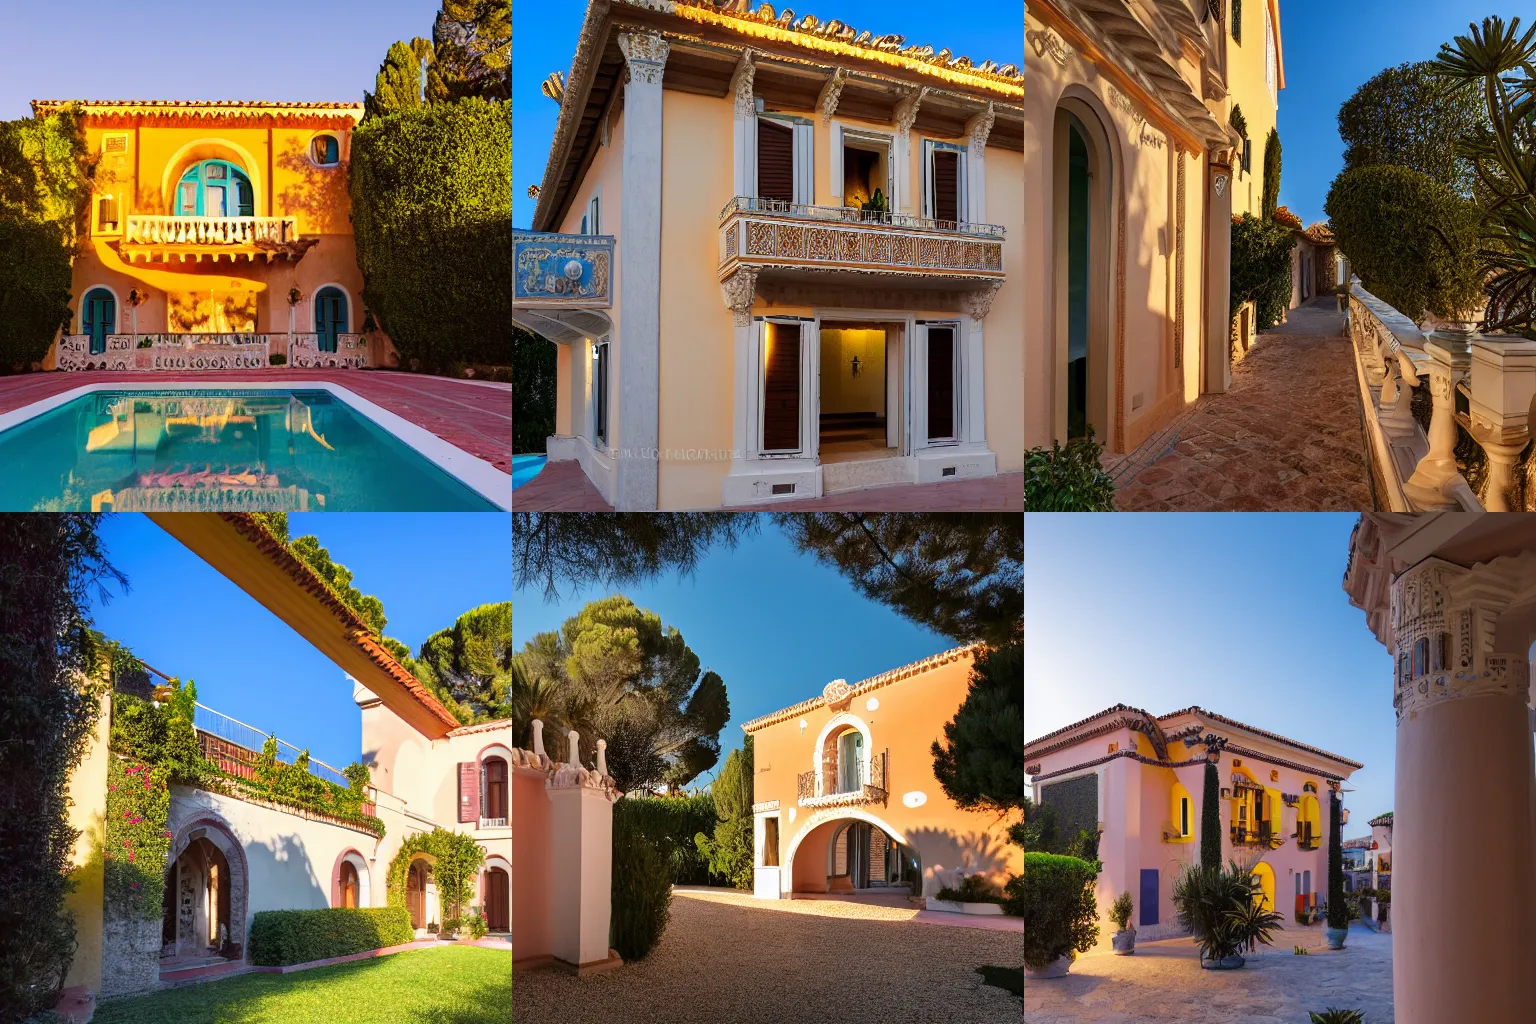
[932,150,959,223]
[926,325,956,439]
[761,322,801,451]
[458,762,478,823]
[757,119,794,203]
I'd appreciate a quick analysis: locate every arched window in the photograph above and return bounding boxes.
[311,134,340,166]
[314,287,348,352]
[339,861,359,908]
[176,160,254,218]
[483,757,508,820]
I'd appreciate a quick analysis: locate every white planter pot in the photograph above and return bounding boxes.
[1025,954,1072,979]
[926,898,1006,915]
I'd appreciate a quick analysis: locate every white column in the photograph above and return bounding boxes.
[1388,556,1536,1024]
[615,30,669,511]
[1403,333,1471,509]
[964,103,994,225]
[963,286,999,446]
[893,89,927,215]
[722,269,759,463]
[546,782,615,970]
[730,49,756,199]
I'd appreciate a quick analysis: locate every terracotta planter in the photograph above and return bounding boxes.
[1025,954,1072,979]
[1111,928,1136,954]
[1326,926,1349,949]
[1200,954,1246,970]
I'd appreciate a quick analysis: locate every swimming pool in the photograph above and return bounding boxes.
[512,454,546,490]
[0,385,510,511]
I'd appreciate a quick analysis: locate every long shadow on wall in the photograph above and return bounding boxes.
[244,833,330,915]
[904,826,1015,889]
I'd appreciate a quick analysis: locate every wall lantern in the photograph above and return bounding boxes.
[851,354,861,377]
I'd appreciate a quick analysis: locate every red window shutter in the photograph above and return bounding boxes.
[458,762,479,823]
[757,119,794,203]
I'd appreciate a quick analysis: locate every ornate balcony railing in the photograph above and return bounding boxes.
[289,333,367,369]
[124,215,300,247]
[513,230,614,308]
[718,196,1005,282]
[796,749,888,808]
[56,332,369,371]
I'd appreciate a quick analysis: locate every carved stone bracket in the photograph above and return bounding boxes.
[730,47,757,117]
[894,87,928,142]
[963,283,1002,322]
[1026,27,1070,66]
[619,31,670,86]
[965,102,995,150]
[817,67,846,125]
[721,267,759,326]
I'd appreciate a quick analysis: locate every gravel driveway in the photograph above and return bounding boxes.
[515,888,1022,1023]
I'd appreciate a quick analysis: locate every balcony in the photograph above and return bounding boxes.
[56,332,367,372]
[117,215,313,263]
[513,231,614,309]
[718,197,1005,287]
[796,749,889,809]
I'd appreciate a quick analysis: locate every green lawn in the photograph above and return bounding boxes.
[93,946,510,1024]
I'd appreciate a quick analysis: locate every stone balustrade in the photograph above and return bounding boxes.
[288,333,367,369]
[123,215,299,247]
[56,332,370,371]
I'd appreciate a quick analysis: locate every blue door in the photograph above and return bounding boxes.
[314,287,348,352]
[1139,869,1159,926]
[82,288,115,355]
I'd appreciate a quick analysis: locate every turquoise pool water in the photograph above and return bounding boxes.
[0,389,499,511]
[512,454,546,489]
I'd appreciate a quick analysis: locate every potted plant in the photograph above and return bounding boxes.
[1022,852,1101,978]
[1172,860,1283,970]
[1110,891,1136,954]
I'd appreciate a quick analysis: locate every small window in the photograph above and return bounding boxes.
[763,817,780,866]
[1437,633,1449,671]
[931,149,960,223]
[1413,637,1428,677]
[757,119,794,204]
[1241,138,1252,174]
[98,195,119,231]
[311,135,340,166]
[592,342,610,446]
[586,196,600,236]
[1397,653,1408,683]
[1232,0,1242,43]
[1180,797,1189,836]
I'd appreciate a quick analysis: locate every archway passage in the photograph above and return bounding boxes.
[407,859,430,929]
[339,861,360,909]
[485,867,509,932]
[161,837,231,958]
[792,817,919,896]
[1251,861,1277,913]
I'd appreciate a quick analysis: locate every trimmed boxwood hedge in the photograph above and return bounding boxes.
[248,907,413,967]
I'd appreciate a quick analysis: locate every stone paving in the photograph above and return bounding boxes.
[0,370,512,472]
[512,458,1024,510]
[515,887,1022,1023]
[1106,297,1375,511]
[1026,923,1394,1024]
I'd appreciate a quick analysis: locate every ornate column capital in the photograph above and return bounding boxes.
[963,283,1001,323]
[619,31,671,86]
[720,267,759,327]
[730,47,757,118]
[817,67,846,125]
[965,102,996,150]
[894,87,928,142]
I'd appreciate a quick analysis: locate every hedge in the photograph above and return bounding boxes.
[610,805,674,962]
[349,98,510,373]
[248,907,413,967]
[614,794,727,887]
[1325,163,1483,322]
[1022,852,1100,971]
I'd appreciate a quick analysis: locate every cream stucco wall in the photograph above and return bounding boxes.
[1224,1,1282,220]
[62,692,111,993]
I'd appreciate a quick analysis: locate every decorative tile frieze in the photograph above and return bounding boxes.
[514,231,614,308]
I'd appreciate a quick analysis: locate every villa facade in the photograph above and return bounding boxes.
[514,0,1024,510]
[34,100,394,373]
[1024,1,1284,453]
[1024,704,1362,947]
[742,645,1022,901]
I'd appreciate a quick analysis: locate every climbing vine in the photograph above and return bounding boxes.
[102,757,172,921]
[385,828,486,926]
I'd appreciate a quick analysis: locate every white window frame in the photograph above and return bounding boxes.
[582,191,601,236]
[1264,6,1278,106]
[831,124,896,208]
[756,316,814,457]
[756,113,815,206]
[590,339,610,447]
[920,140,968,225]
[918,319,963,445]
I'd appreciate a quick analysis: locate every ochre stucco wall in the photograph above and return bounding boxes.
[62,692,110,993]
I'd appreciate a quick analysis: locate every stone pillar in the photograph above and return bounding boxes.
[615,30,669,511]
[962,286,999,446]
[1468,336,1536,511]
[1403,333,1472,509]
[1204,156,1233,395]
[964,103,994,226]
[1388,556,1536,1024]
[722,268,759,465]
[547,745,618,972]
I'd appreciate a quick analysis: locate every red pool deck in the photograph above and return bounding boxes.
[0,371,512,472]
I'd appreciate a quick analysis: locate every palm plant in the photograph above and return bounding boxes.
[1171,859,1283,964]
[1430,16,1536,333]
[1309,1011,1366,1024]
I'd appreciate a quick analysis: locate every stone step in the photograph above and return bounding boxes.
[821,456,915,494]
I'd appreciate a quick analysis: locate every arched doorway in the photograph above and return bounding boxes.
[1052,99,1114,446]
[339,861,360,908]
[82,288,115,356]
[407,859,430,929]
[484,867,509,932]
[1251,861,1277,913]
[161,837,232,957]
[314,287,348,353]
[791,815,919,896]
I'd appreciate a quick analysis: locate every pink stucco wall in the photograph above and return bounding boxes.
[512,769,551,963]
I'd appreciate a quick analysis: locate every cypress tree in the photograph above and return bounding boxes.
[1326,789,1349,931]
[1262,128,1282,220]
[364,40,432,120]
[1200,754,1222,872]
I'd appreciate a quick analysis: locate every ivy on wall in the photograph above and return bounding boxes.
[102,758,172,922]
[1039,773,1099,843]
[385,828,486,927]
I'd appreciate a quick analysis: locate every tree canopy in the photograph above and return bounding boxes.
[512,596,730,793]
[408,602,511,724]
[1338,60,1485,196]
[364,39,435,120]
[512,513,1022,647]
[428,0,510,103]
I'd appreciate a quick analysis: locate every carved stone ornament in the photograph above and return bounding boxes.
[963,283,1001,322]
[619,31,670,86]
[817,67,846,125]
[894,87,928,141]
[720,267,759,326]
[730,48,757,118]
[1026,27,1070,66]
[965,102,996,150]
[822,678,854,709]
[1214,174,1229,197]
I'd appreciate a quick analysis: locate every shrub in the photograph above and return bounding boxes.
[1339,61,1484,195]
[936,875,1005,904]
[247,907,412,967]
[385,830,484,921]
[694,737,754,890]
[1110,891,1134,931]
[513,326,556,454]
[1022,853,1100,971]
[1172,860,1283,963]
[441,918,461,937]
[610,807,673,962]
[1230,213,1295,328]
[1310,1010,1366,1024]
[349,99,510,373]
[616,794,726,887]
[464,908,488,940]
[1024,432,1114,511]
[1325,164,1483,322]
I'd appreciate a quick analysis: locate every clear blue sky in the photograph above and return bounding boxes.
[0,0,441,120]
[512,518,958,784]
[1025,513,1395,838]
[88,513,511,771]
[1278,0,1504,225]
[513,0,1024,228]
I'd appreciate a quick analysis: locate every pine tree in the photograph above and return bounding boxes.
[694,736,755,889]
[931,644,1024,816]
[1201,755,1222,872]
[364,39,433,120]
[428,0,510,103]
[1262,128,1282,220]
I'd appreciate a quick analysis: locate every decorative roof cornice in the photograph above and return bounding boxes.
[740,644,981,733]
[1164,707,1364,770]
[447,718,513,738]
[510,745,620,799]
[30,100,362,129]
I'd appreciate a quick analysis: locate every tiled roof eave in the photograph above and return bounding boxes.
[739,644,981,733]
